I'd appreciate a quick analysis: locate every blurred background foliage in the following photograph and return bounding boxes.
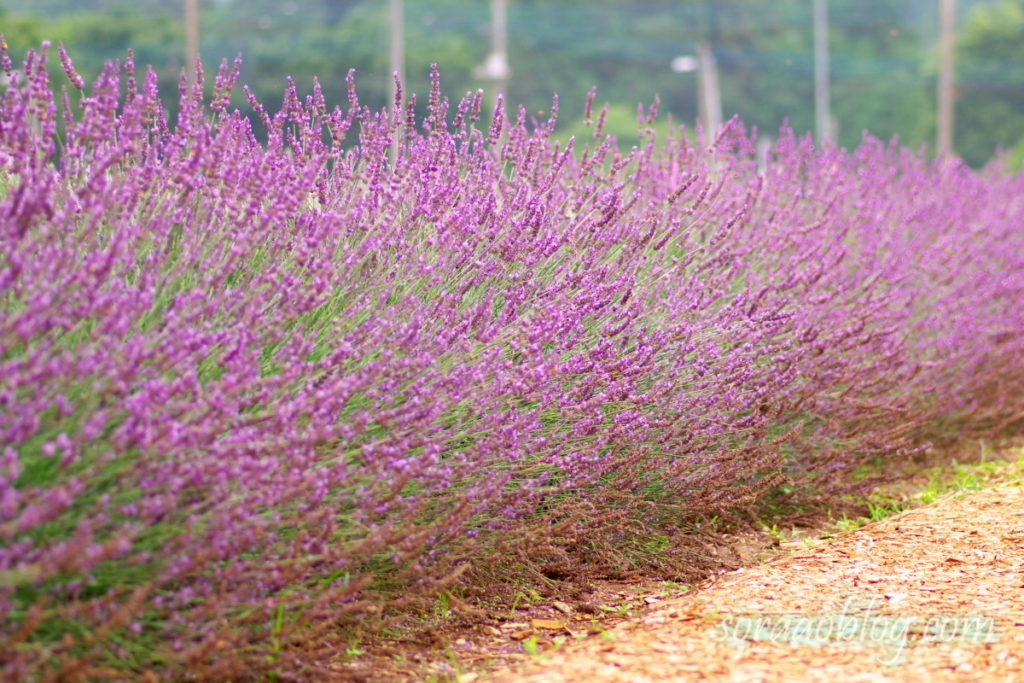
[1,0,1022,166]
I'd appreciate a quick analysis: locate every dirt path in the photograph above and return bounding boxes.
[482,483,1024,682]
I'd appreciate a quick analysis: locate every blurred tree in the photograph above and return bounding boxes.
[322,0,361,25]
[0,0,1011,163]
[956,0,1024,165]
[0,7,181,123]
[197,0,483,111]
[47,9,183,74]
[827,0,933,151]
[0,1,45,58]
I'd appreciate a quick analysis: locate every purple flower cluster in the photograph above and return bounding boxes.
[1,42,1023,676]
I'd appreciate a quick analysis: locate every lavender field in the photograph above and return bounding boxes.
[2,42,1023,679]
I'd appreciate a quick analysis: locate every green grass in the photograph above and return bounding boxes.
[739,442,1024,562]
[778,443,1024,542]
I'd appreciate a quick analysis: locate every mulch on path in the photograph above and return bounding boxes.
[484,483,1024,682]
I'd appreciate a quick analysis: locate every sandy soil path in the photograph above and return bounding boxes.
[484,483,1024,682]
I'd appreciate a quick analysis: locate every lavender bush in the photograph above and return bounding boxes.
[2,42,1023,678]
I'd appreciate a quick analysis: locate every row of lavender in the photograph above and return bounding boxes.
[2,42,1023,677]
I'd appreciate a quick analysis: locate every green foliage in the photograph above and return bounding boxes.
[553,101,683,151]
[0,7,184,121]
[30,9,182,76]
[0,13,45,55]
[1,0,1019,164]
[956,0,1024,165]
[1007,136,1024,170]
[835,446,1024,530]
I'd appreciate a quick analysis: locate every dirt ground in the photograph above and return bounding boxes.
[331,446,1024,681]
[482,482,1024,682]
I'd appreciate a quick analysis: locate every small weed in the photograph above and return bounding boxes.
[507,589,542,619]
[269,603,286,654]
[867,501,904,521]
[660,580,690,596]
[436,591,451,620]
[764,523,787,542]
[826,446,1024,536]
[507,592,522,619]
[343,636,365,657]
[598,600,634,616]
[834,514,859,533]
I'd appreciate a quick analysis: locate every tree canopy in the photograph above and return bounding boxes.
[0,0,1020,164]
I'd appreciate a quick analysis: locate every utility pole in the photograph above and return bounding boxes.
[698,0,722,144]
[697,42,721,142]
[185,0,199,88]
[937,0,956,156]
[813,0,831,143]
[477,0,510,112]
[389,0,403,165]
[389,0,404,100]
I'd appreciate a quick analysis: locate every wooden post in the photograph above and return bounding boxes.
[185,0,199,88]
[697,42,721,142]
[491,0,509,103]
[389,0,404,165]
